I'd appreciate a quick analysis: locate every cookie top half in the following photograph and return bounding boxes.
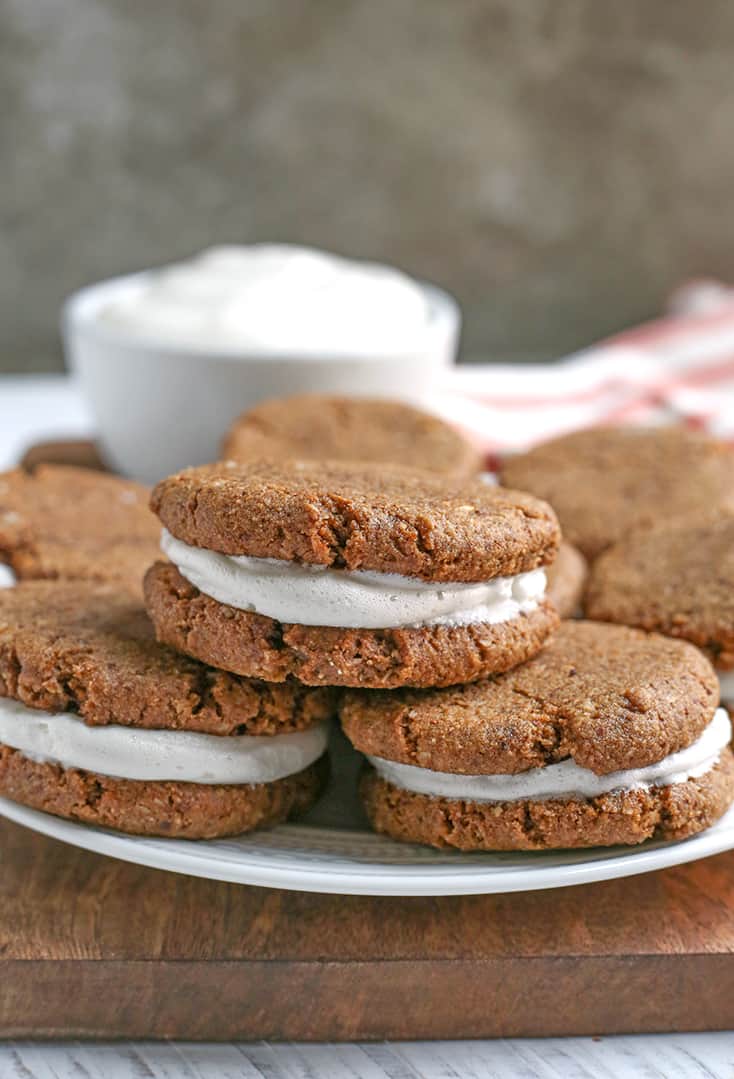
[0,580,334,735]
[586,511,734,667]
[151,459,560,582]
[341,620,718,776]
[501,426,734,560]
[222,394,483,477]
[0,465,159,590]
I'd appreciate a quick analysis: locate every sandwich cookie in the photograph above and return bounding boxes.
[0,581,332,837]
[585,511,734,707]
[501,426,734,561]
[145,459,560,689]
[0,465,160,592]
[340,621,734,850]
[222,394,483,477]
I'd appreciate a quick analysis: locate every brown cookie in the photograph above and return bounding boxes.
[151,459,560,582]
[344,620,732,851]
[144,561,559,689]
[0,580,332,837]
[20,439,106,473]
[0,465,159,592]
[501,426,734,560]
[585,511,734,669]
[546,541,587,618]
[0,580,334,735]
[360,753,734,851]
[0,745,327,840]
[341,621,719,775]
[222,394,483,477]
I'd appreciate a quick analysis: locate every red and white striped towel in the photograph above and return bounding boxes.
[432,280,734,465]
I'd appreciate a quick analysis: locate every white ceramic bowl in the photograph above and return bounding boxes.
[62,271,461,484]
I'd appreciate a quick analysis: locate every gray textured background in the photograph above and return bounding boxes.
[4,0,734,373]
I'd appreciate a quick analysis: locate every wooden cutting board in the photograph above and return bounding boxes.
[4,439,734,1040]
[3,816,734,1040]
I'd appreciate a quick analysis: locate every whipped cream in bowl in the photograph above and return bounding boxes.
[63,245,460,483]
[96,245,438,356]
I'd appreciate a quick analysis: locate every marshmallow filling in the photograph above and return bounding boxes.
[0,697,329,785]
[161,529,546,629]
[368,708,732,804]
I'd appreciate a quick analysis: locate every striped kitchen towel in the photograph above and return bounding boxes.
[432,280,734,463]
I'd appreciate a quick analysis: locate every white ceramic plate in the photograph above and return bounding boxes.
[3,730,734,895]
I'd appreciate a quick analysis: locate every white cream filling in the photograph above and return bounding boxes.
[718,670,734,701]
[0,697,329,785]
[98,244,433,353]
[368,708,731,803]
[161,529,546,630]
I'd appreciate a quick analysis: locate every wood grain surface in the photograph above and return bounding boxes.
[3,816,734,1041]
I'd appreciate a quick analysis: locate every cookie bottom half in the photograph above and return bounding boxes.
[0,745,328,839]
[144,562,559,689]
[360,749,734,851]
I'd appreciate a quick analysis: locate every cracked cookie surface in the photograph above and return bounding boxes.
[151,459,560,582]
[0,579,334,734]
[340,621,719,774]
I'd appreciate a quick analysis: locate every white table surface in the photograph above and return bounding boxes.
[1,375,733,1079]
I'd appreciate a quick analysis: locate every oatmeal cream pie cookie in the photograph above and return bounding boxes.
[0,465,160,592]
[585,510,734,708]
[0,580,332,838]
[222,394,483,477]
[340,621,734,851]
[144,459,560,689]
[501,426,734,561]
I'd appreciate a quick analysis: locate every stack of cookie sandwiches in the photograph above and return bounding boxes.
[141,452,734,852]
[4,413,733,854]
